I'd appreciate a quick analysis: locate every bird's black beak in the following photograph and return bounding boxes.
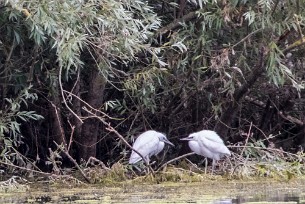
[180,137,191,141]
[164,139,175,146]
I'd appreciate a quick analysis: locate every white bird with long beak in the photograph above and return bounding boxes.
[129,130,174,165]
[180,130,230,173]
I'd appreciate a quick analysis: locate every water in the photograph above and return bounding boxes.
[1,179,305,203]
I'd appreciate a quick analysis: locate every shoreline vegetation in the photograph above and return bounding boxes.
[1,1,305,199]
[1,140,304,187]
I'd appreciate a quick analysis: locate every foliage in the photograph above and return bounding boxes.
[0,86,43,164]
[1,0,305,181]
[7,0,163,72]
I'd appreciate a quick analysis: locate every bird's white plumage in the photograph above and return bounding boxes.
[198,130,224,144]
[129,130,168,164]
[181,130,230,173]
[189,140,215,160]
[186,130,230,160]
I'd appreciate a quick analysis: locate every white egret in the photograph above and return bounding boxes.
[129,130,174,164]
[180,130,230,173]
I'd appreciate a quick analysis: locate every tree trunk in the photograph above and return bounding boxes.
[49,80,67,146]
[78,67,106,161]
[70,71,83,160]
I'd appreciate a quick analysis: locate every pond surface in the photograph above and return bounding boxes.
[1,178,305,203]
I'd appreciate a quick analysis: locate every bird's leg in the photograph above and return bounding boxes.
[211,159,215,174]
[144,156,151,174]
[204,158,208,174]
[146,156,150,165]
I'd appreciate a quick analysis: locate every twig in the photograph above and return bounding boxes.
[157,11,197,35]
[283,36,305,54]
[241,118,269,141]
[128,111,139,133]
[228,145,301,158]
[51,102,90,183]
[185,158,206,174]
[48,148,61,174]
[86,157,110,170]
[51,102,67,147]
[0,160,51,177]
[170,91,196,117]
[215,46,267,138]
[239,122,252,158]
[58,65,83,124]
[156,152,195,172]
[271,0,280,16]
[165,67,193,116]
[62,89,155,174]
[54,142,91,183]
[67,120,75,152]
[244,96,304,126]
[68,68,80,97]
[62,90,121,121]
[232,28,263,48]
[278,111,304,126]
[11,147,43,172]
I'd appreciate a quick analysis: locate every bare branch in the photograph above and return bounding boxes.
[82,107,155,174]
[278,111,304,126]
[232,28,263,48]
[239,122,253,159]
[58,66,84,124]
[156,152,195,172]
[157,11,197,35]
[0,160,51,177]
[244,96,304,126]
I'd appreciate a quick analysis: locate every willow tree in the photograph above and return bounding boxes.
[146,0,305,150]
[0,0,166,164]
[1,0,305,171]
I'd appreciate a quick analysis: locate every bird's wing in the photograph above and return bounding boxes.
[199,136,230,155]
[154,142,165,156]
[201,130,224,144]
[129,131,159,164]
